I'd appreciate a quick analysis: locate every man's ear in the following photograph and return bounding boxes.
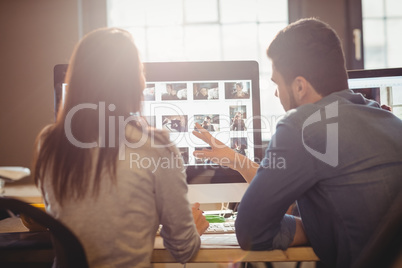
[291,76,308,101]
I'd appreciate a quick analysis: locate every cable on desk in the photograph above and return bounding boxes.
[220,202,230,217]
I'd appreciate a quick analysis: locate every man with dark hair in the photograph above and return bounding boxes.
[193,18,402,268]
[267,18,349,98]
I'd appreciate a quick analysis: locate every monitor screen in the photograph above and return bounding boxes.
[347,67,402,119]
[54,61,262,203]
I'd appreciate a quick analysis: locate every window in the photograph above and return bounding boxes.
[362,0,402,69]
[107,0,289,141]
[362,0,402,115]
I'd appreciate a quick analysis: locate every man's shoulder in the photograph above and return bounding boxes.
[278,104,320,130]
[278,90,362,128]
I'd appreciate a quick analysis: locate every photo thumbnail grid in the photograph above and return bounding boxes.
[141,79,256,165]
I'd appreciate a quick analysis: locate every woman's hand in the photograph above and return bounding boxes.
[192,202,209,236]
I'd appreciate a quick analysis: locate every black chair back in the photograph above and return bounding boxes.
[353,192,402,268]
[0,197,89,268]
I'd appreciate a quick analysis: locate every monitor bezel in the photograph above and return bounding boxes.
[54,61,262,185]
[348,67,402,79]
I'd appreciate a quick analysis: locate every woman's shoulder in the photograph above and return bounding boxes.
[125,123,178,154]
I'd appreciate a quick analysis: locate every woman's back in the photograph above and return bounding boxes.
[34,28,208,267]
[41,124,200,267]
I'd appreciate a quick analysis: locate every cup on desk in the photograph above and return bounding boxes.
[20,203,48,232]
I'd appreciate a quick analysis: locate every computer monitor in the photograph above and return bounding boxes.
[54,61,262,204]
[347,67,402,119]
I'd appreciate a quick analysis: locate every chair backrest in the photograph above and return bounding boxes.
[0,197,89,268]
[352,192,402,268]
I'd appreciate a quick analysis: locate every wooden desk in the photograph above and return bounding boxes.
[0,238,319,264]
[1,186,319,264]
[0,247,318,264]
[0,217,319,264]
[153,234,318,263]
[153,245,319,263]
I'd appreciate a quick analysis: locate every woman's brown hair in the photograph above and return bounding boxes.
[33,28,145,204]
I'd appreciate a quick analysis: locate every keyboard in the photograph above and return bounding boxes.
[156,221,236,235]
[205,221,235,234]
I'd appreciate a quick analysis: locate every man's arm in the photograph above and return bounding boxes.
[233,152,258,183]
[193,121,308,247]
[235,122,316,250]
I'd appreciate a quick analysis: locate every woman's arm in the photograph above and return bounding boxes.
[192,202,209,235]
[154,145,205,263]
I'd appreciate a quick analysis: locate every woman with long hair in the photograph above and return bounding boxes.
[33,28,208,267]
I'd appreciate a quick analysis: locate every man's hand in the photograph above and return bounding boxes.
[192,122,259,183]
[192,202,209,236]
[381,104,392,111]
[192,122,238,169]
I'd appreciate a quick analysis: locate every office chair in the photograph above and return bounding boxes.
[352,192,402,268]
[0,197,89,268]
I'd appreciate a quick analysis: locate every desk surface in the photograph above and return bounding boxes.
[154,239,318,263]
[0,217,319,264]
[153,247,319,263]
[1,187,319,263]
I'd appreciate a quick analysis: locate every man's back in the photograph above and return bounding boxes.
[236,89,402,268]
[300,89,402,267]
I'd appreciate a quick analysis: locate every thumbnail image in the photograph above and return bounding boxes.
[225,82,250,99]
[161,83,187,100]
[194,147,212,164]
[229,105,247,131]
[193,82,219,100]
[352,87,380,103]
[231,137,247,156]
[162,115,188,132]
[144,83,155,101]
[178,147,189,164]
[193,114,220,132]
